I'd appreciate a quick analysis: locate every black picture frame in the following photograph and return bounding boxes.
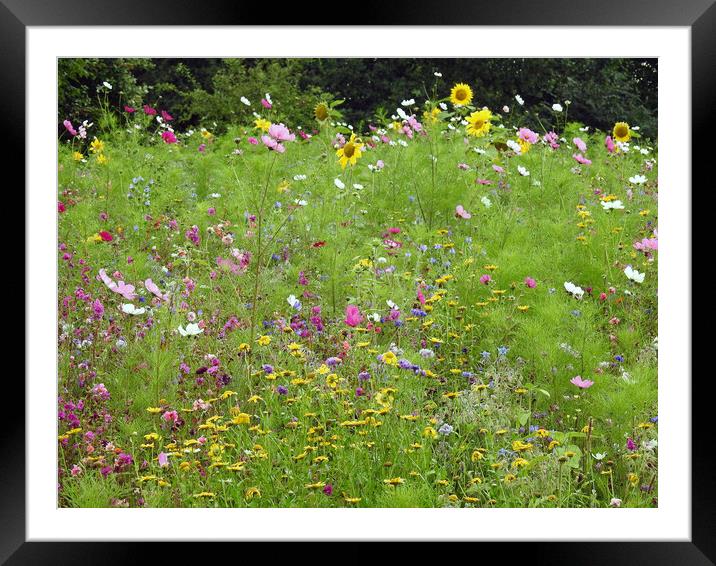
[6,0,709,561]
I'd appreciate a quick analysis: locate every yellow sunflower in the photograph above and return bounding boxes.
[466,108,493,137]
[613,122,631,143]
[450,83,473,106]
[336,134,364,169]
[314,102,329,122]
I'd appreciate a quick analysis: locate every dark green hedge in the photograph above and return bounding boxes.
[59,58,657,137]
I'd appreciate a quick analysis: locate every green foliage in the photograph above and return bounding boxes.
[59,58,657,138]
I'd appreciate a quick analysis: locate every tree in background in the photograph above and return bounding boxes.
[58,58,657,138]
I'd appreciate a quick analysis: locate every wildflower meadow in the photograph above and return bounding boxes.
[58,60,658,508]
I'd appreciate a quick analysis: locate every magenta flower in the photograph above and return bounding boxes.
[143,104,157,116]
[158,452,169,467]
[626,438,637,451]
[161,110,173,122]
[161,131,178,144]
[479,274,491,285]
[261,98,272,109]
[570,375,594,389]
[524,277,537,288]
[124,105,135,113]
[344,305,363,327]
[248,137,258,145]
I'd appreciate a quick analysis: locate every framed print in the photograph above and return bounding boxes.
[7,0,710,560]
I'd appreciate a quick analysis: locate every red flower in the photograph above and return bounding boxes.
[58,201,66,213]
[311,241,326,248]
[99,231,113,242]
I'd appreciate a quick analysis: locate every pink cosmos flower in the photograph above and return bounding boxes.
[492,164,505,174]
[572,153,592,165]
[261,98,272,109]
[143,105,157,116]
[457,163,470,170]
[124,105,135,113]
[634,237,658,252]
[58,201,66,213]
[63,120,78,136]
[570,375,594,389]
[248,137,258,145]
[524,277,536,288]
[605,135,616,153]
[479,274,491,285]
[543,131,560,149]
[262,123,295,153]
[518,128,539,144]
[158,452,169,467]
[161,110,173,122]
[161,131,178,144]
[417,289,426,305]
[573,137,587,152]
[99,231,113,242]
[344,305,363,327]
[455,205,471,219]
[475,179,493,185]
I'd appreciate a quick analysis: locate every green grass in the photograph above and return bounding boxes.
[57,108,658,508]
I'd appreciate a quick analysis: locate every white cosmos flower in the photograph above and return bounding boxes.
[209,193,221,198]
[552,103,563,112]
[624,265,645,283]
[506,139,522,154]
[122,303,146,315]
[401,99,415,106]
[515,94,524,106]
[387,299,398,309]
[353,183,364,190]
[473,148,486,155]
[178,323,203,336]
[628,174,647,184]
[396,108,408,120]
[517,165,530,177]
[601,200,625,210]
[292,174,306,181]
[334,178,345,189]
[368,313,381,322]
[434,72,442,77]
[398,139,408,147]
[481,196,492,208]
[103,81,113,90]
[265,93,272,104]
[240,96,251,106]
[564,281,585,299]
[294,199,308,206]
[439,102,448,111]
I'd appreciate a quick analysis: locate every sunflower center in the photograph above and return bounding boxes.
[615,125,628,137]
[473,120,484,129]
[456,89,467,101]
[315,104,328,120]
[343,143,355,158]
